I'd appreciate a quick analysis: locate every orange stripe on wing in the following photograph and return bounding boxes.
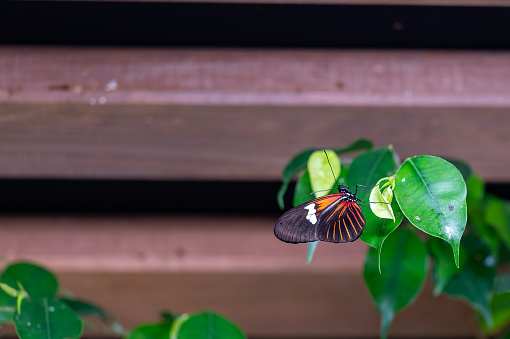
[343,219,351,239]
[340,220,344,241]
[351,203,364,220]
[316,196,342,211]
[326,201,347,224]
[348,206,362,230]
[350,203,364,229]
[347,213,358,235]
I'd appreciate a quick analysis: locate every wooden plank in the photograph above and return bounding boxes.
[59,273,478,338]
[0,215,479,337]
[1,48,510,107]
[0,104,509,181]
[0,215,364,273]
[20,0,510,7]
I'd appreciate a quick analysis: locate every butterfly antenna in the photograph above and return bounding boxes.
[323,150,337,181]
[309,188,331,195]
[310,151,338,196]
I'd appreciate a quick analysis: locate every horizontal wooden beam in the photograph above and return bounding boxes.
[61,273,477,338]
[1,48,509,181]
[0,215,363,273]
[0,215,479,337]
[0,104,508,181]
[2,48,510,107]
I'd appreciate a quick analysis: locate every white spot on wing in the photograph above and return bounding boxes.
[304,203,317,224]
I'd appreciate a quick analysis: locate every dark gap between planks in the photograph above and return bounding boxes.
[0,179,507,215]
[1,1,510,49]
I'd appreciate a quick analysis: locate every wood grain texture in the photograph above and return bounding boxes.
[58,274,477,338]
[0,104,508,181]
[2,48,510,107]
[0,215,366,273]
[0,215,479,337]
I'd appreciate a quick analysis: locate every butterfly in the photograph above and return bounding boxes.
[274,184,370,243]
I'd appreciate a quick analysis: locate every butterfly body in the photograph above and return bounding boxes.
[274,185,366,244]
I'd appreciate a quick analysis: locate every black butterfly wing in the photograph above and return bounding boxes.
[316,201,366,243]
[274,194,345,243]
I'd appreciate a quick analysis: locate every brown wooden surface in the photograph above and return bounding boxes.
[0,215,364,273]
[0,215,479,338]
[2,48,510,107]
[1,47,509,181]
[0,104,508,181]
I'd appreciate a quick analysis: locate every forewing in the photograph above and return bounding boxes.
[274,194,343,243]
[317,201,366,243]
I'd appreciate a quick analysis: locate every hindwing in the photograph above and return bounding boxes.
[316,201,366,243]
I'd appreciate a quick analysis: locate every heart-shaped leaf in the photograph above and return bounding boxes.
[395,156,467,267]
[364,228,427,339]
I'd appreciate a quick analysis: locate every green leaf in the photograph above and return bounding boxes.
[494,275,510,294]
[0,283,18,298]
[336,163,349,186]
[277,139,372,209]
[480,293,510,333]
[307,150,340,195]
[1,262,58,299]
[346,146,398,201]
[484,195,510,252]
[467,174,485,209]
[361,196,404,272]
[429,236,466,296]
[306,241,319,265]
[128,318,175,339]
[13,298,83,339]
[446,159,472,182]
[395,156,467,267]
[305,150,341,264]
[277,149,315,209]
[442,236,496,327]
[347,146,401,269]
[332,138,373,156]
[369,185,395,221]
[61,298,112,318]
[0,290,15,323]
[170,311,245,339]
[293,170,313,207]
[364,228,427,339]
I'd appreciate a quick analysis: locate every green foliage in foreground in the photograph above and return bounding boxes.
[279,139,510,338]
[0,262,246,339]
